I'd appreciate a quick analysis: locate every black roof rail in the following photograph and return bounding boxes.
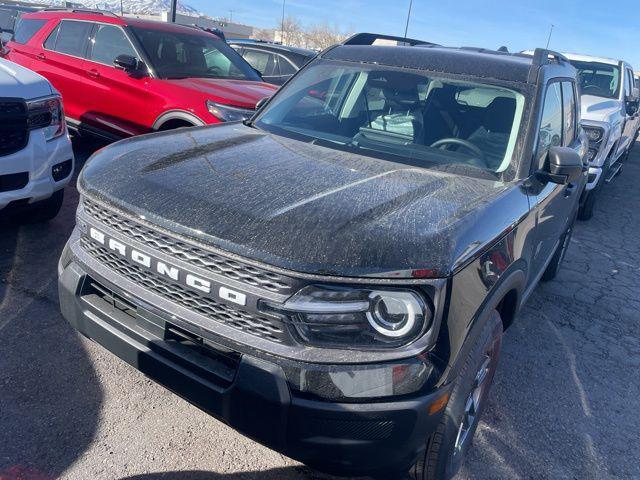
[342,32,438,47]
[42,7,118,16]
[525,48,569,83]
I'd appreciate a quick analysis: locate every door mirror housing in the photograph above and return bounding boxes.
[545,146,584,184]
[114,54,144,75]
[0,30,12,51]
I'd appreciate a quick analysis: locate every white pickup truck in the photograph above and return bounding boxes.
[0,57,74,221]
[564,54,640,220]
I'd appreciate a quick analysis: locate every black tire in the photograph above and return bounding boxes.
[16,189,64,223]
[541,222,573,282]
[577,189,596,221]
[411,311,503,480]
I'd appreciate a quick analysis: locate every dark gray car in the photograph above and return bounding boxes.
[229,40,315,85]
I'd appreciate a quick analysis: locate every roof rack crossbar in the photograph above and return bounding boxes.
[342,32,438,47]
[527,47,569,83]
[42,7,117,16]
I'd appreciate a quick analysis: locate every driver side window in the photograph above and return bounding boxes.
[536,82,563,169]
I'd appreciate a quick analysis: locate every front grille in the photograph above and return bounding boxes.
[0,99,29,157]
[81,238,290,344]
[83,198,293,295]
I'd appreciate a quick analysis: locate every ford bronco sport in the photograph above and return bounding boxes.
[2,9,277,141]
[59,34,587,479]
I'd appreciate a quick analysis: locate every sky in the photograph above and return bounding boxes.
[187,0,640,69]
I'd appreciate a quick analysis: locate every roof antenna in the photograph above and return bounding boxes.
[498,46,509,53]
[546,24,555,49]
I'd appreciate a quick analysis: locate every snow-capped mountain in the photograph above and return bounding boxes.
[23,0,201,16]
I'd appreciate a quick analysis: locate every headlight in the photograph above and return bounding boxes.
[583,126,604,144]
[206,101,254,122]
[27,95,65,141]
[265,285,431,349]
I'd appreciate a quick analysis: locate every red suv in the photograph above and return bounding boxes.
[2,9,278,140]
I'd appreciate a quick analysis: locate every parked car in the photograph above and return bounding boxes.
[563,53,640,219]
[1,9,277,141]
[0,57,73,221]
[59,34,587,480]
[229,39,315,85]
[0,4,38,40]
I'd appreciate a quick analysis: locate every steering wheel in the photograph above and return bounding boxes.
[430,138,486,164]
[207,65,223,75]
[581,85,601,93]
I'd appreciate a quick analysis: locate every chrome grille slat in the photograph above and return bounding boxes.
[81,238,289,344]
[82,199,292,294]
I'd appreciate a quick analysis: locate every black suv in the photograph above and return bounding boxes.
[229,39,316,84]
[59,33,587,479]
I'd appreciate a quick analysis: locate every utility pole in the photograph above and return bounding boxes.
[546,24,555,49]
[229,10,234,23]
[280,0,286,44]
[169,0,177,23]
[404,0,413,38]
[119,0,123,16]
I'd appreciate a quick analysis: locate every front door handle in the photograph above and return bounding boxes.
[564,183,576,198]
[36,53,46,61]
[87,69,100,78]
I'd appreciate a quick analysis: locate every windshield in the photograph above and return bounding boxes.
[255,61,525,174]
[570,60,620,99]
[130,27,261,81]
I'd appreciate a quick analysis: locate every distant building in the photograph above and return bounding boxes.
[125,11,253,39]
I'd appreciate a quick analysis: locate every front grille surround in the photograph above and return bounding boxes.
[80,237,291,344]
[0,99,29,157]
[82,198,294,295]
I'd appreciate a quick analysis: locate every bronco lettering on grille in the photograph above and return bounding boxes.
[88,226,246,306]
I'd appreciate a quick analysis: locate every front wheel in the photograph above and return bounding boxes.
[411,311,503,480]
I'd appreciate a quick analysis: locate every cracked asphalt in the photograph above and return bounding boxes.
[1,138,638,480]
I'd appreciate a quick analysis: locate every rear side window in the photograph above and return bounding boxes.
[243,49,276,76]
[561,82,576,145]
[536,82,563,167]
[46,20,93,58]
[13,18,46,44]
[89,24,137,65]
[278,56,296,76]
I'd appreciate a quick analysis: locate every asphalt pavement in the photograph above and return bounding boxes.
[1,137,638,480]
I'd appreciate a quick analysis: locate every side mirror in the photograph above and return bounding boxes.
[0,31,12,52]
[114,54,142,74]
[255,96,270,111]
[545,146,583,184]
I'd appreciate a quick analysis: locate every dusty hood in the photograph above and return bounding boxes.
[0,58,53,99]
[581,94,623,123]
[79,124,524,277]
[165,78,277,109]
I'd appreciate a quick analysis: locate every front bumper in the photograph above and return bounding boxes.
[58,255,450,477]
[0,129,74,210]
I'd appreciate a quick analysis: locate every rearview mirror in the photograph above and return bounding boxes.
[114,54,143,74]
[545,146,583,184]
